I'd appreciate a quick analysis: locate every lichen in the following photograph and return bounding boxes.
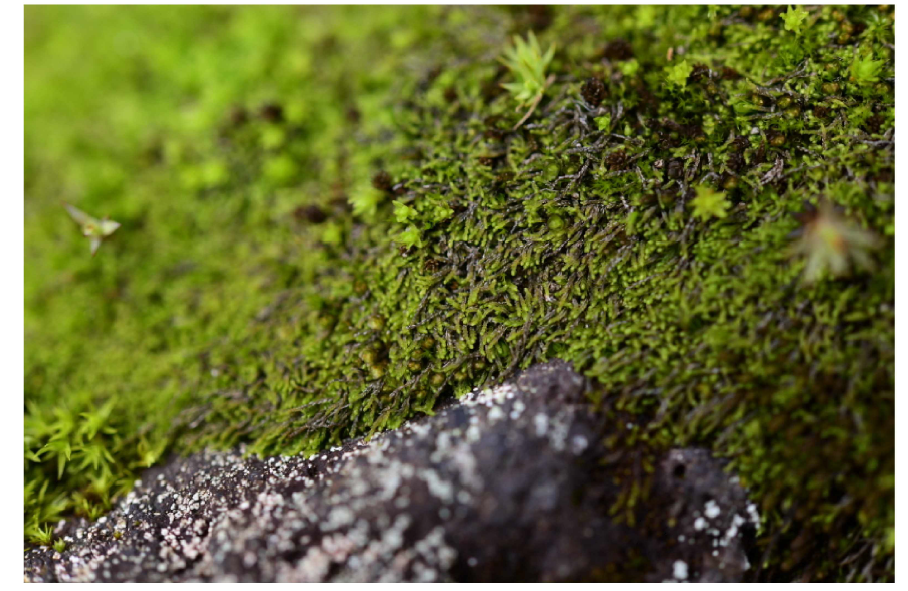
[25,5,893,581]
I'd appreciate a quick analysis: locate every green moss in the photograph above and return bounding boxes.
[25,4,893,581]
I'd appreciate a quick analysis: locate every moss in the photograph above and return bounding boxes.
[25,4,893,581]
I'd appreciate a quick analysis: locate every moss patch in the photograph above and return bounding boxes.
[25,5,893,581]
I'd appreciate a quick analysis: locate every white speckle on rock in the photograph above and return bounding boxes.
[746,502,760,525]
[323,506,355,531]
[422,469,454,504]
[704,499,721,519]
[571,434,588,454]
[672,560,688,580]
[534,413,548,437]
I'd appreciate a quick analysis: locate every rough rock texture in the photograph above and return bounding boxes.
[24,361,759,582]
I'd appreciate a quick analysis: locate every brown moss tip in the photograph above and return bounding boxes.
[371,170,394,193]
[581,77,607,107]
[259,102,284,123]
[293,205,328,224]
[603,38,634,61]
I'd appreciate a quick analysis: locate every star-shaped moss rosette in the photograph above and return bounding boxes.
[789,200,881,284]
[780,5,811,36]
[689,185,730,221]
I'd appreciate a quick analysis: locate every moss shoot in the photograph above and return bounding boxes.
[25,5,893,581]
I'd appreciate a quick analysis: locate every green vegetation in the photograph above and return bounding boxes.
[689,185,730,221]
[25,5,893,581]
[499,31,556,127]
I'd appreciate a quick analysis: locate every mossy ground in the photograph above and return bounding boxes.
[25,5,893,581]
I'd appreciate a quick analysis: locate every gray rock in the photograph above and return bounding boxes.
[24,361,759,582]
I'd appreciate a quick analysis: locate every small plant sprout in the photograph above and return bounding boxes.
[665,59,694,88]
[396,225,423,249]
[26,522,54,546]
[849,51,885,85]
[499,31,556,129]
[689,185,730,221]
[781,5,810,36]
[52,538,67,553]
[789,200,882,284]
[594,113,612,132]
[63,202,121,256]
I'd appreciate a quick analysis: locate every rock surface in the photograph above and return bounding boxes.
[24,361,759,582]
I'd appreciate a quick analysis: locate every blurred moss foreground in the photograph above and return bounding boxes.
[25,5,893,580]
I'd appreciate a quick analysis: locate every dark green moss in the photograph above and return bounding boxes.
[25,4,893,581]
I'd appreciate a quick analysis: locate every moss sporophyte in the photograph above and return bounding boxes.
[25,4,893,581]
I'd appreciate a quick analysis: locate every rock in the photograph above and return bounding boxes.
[24,361,758,582]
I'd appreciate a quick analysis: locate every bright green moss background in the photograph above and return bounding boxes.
[25,5,893,581]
